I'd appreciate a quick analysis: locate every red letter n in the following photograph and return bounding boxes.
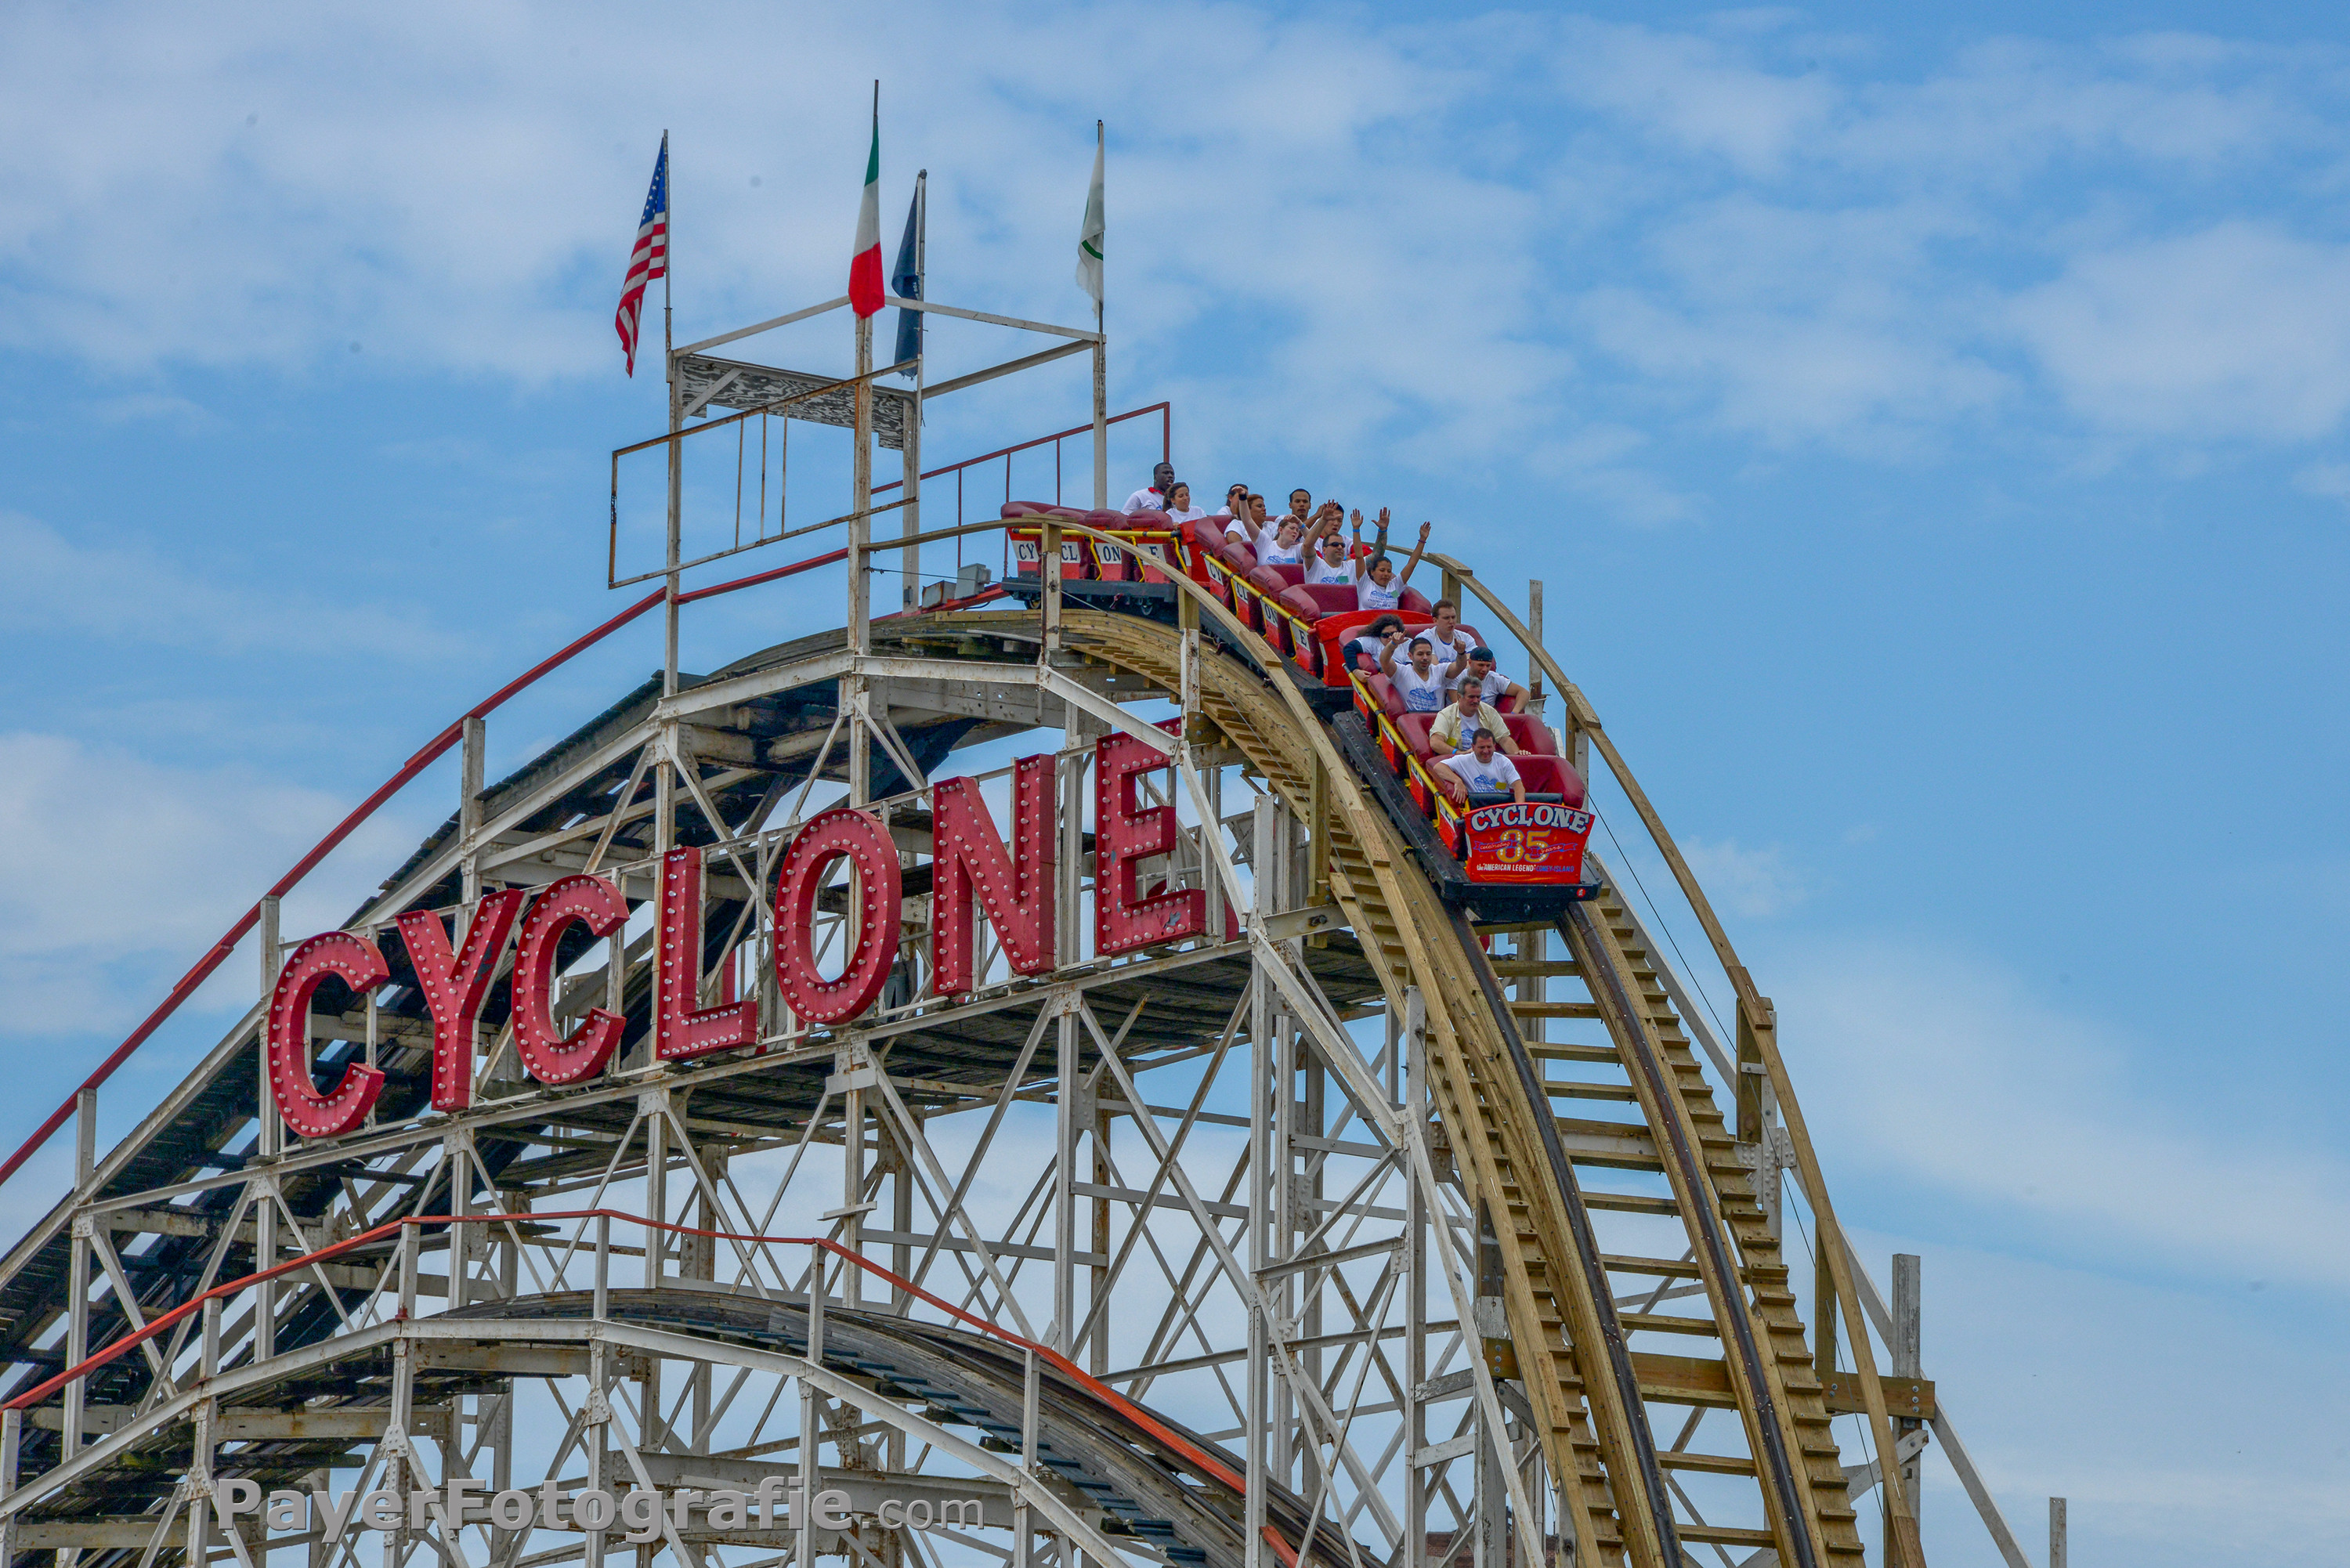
[931,754,1057,996]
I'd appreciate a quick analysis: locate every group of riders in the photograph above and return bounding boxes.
[1123,463,1539,806]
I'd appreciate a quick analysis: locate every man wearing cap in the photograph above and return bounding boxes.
[1463,648,1528,710]
[1123,462,1175,515]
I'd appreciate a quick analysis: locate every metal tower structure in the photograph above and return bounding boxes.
[0,280,2048,1568]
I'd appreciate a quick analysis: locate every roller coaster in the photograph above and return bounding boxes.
[0,278,2049,1568]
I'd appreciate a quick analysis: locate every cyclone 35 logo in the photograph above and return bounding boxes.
[1466,802,1593,835]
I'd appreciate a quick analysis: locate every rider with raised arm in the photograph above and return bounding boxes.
[1380,634,1459,714]
[1356,519,1429,611]
[1347,613,1408,673]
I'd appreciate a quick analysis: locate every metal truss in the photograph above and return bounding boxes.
[0,280,2042,1568]
[0,609,1553,1568]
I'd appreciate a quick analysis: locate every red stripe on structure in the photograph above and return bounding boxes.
[0,545,852,1190]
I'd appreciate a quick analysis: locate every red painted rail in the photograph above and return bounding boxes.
[5,1206,1298,1566]
[0,547,851,1191]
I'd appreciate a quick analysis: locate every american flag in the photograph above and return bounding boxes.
[616,136,669,377]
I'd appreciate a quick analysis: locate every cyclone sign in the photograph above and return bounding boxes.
[265,728,1201,1142]
[1462,801,1593,883]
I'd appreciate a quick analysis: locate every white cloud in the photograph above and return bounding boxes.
[2298,461,2350,504]
[1553,19,1839,177]
[2008,222,2350,439]
[1841,1230,2350,1566]
[1778,936,2350,1292]
[0,511,465,659]
[1,6,2347,502]
[1679,836,1807,917]
[0,732,421,1036]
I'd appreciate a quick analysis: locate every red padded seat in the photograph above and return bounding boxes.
[1503,714,1555,755]
[1261,563,1306,590]
[1247,565,1293,602]
[1002,501,1046,518]
[1399,587,1434,616]
[1277,586,1325,631]
[1367,674,1402,719]
[1218,539,1258,576]
[1392,712,1437,759]
[1185,517,1227,553]
[1509,756,1586,805]
[1247,568,1299,651]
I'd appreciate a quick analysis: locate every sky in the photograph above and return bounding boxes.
[3,2,2348,1563]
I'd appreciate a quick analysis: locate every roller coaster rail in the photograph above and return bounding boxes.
[0,278,2050,1568]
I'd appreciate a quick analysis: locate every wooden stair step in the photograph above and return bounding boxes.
[1655,1451,1758,1477]
[1583,1191,1677,1215]
[1546,1081,1639,1103]
[1509,1001,1603,1019]
[1674,1524,1776,1548]
[1528,1042,1620,1064]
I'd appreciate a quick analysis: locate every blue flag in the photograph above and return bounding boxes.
[891,182,922,373]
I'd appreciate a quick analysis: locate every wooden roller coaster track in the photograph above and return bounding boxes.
[0,469,2037,1568]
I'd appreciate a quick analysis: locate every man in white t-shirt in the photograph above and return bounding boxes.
[1462,647,1528,710]
[1304,529,1358,587]
[1424,599,1477,665]
[1281,487,1313,533]
[1434,731,1524,804]
[1122,462,1176,515]
[1380,635,1459,713]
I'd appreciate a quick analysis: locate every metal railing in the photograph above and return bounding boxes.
[873,401,1170,580]
[0,1205,1296,1563]
[0,549,847,1191]
[2,399,1177,1198]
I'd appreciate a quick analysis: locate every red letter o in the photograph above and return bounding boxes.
[772,807,903,1024]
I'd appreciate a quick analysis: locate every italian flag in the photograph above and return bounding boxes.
[848,105,884,318]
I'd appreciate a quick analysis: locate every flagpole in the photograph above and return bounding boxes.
[901,168,926,604]
[661,128,682,700]
[1090,120,1108,511]
[848,83,877,808]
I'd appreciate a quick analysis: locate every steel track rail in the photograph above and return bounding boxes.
[450,1292,1354,1568]
[2,583,1884,1568]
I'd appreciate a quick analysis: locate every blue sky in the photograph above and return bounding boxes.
[4,2,2348,1562]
